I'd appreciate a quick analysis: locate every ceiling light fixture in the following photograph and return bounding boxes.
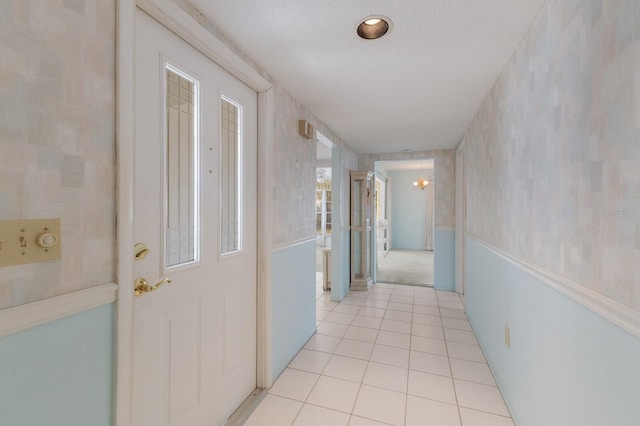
[413,167,430,190]
[357,16,391,40]
[413,177,429,190]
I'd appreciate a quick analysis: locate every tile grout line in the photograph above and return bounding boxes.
[345,294,364,422]
[404,292,415,426]
[306,284,514,426]
[440,291,464,426]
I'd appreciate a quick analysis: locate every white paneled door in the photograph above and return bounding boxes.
[133,10,257,425]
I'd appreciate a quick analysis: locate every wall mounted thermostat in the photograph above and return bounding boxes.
[0,219,62,267]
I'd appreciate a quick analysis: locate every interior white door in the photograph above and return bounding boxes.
[133,9,257,425]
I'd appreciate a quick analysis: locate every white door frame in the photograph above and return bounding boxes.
[455,143,465,295]
[316,131,344,301]
[116,1,273,424]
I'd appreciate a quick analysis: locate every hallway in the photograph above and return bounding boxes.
[245,284,512,425]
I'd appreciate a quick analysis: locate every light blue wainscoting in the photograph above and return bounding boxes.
[331,228,350,302]
[271,238,317,381]
[0,304,114,426]
[465,236,640,426]
[388,170,428,250]
[434,228,455,291]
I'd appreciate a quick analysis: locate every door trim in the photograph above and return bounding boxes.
[455,143,465,295]
[137,0,270,92]
[116,1,273,424]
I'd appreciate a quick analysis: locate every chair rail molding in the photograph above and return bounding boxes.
[0,283,117,338]
[466,233,640,339]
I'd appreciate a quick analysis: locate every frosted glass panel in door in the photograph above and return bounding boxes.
[166,67,198,267]
[221,97,242,254]
[352,180,362,227]
[353,231,362,278]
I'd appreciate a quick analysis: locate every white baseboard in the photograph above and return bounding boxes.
[466,233,640,339]
[0,283,117,338]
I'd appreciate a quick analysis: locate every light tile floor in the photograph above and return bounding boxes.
[245,281,514,426]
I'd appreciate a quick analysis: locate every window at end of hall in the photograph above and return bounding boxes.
[316,181,331,236]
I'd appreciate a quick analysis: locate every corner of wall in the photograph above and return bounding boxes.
[434,228,456,291]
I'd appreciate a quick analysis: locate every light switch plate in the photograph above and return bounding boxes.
[0,219,61,267]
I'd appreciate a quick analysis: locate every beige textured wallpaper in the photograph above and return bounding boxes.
[271,85,358,245]
[462,0,640,311]
[0,0,116,309]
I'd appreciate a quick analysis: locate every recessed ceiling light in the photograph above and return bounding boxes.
[357,16,391,40]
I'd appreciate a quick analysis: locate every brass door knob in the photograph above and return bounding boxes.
[134,243,150,260]
[134,277,172,296]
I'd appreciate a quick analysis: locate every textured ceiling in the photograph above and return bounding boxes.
[192,0,545,154]
[377,159,434,173]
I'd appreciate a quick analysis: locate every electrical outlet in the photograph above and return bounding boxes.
[505,325,511,348]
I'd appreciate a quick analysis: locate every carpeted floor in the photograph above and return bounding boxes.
[317,246,434,287]
[376,249,434,286]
